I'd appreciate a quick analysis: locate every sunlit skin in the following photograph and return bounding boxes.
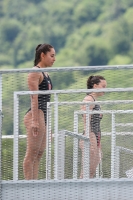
[23,48,55,180]
[79,79,107,178]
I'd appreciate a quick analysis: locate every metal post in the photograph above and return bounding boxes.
[0,75,2,111]
[115,146,120,178]
[54,93,58,179]
[0,75,2,199]
[0,111,3,200]
[58,130,65,179]
[83,105,90,179]
[96,164,100,178]
[46,102,52,180]
[73,112,78,179]
[13,93,19,180]
[111,113,116,178]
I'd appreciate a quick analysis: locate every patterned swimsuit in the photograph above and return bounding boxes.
[83,94,103,146]
[27,67,52,124]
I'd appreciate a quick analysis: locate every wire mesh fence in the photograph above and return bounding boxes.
[11,90,133,181]
[1,66,133,182]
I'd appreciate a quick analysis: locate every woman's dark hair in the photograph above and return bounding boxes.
[87,75,105,89]
[34,43,54,66]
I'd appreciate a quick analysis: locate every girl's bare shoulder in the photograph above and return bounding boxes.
[82,95,95,110]
[83,95,93,102]
[28,67,41,79]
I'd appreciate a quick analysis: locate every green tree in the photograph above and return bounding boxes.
[73,0,104,27]
[109,19,131,55]
[1,19,21,42]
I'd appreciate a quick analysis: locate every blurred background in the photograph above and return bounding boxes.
[0,0,133,69]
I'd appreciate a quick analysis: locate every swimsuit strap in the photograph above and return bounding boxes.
[88,94,95,101]
[36,66,45,77]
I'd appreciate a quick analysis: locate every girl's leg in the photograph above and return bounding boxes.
[79,132,100,179]
[89,132,100,178]
[23,110,45,180]
[33,111,46,179]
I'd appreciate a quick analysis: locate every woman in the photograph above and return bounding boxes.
[23,43,56,180]
[79,75,107,178]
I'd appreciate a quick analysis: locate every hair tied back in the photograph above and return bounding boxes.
[90,75,94,80]
[36,44,42,51]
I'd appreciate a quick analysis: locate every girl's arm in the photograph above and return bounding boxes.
[81,96,94,134]
[27,72,41,136]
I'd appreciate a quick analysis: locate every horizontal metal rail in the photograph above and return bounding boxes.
[2,135,27,139]
[64,130,89,141]
[14,88,133,95]
[102,132,133,136]
[1,64,133,74]
[115,123,133,127]
[2,131,133,139]
[74,110,133,114]
[50,100,133,105]
[117,146,133,154]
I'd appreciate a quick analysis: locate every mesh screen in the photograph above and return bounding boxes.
[1,67,133,181]
[47,100,133,179]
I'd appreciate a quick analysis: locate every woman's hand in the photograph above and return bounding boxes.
[31,122,39,137]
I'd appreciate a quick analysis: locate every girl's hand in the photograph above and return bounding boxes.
[31,122,39,137]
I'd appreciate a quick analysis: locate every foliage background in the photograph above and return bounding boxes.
[0,0,133,69]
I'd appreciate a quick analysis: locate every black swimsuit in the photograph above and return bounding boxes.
[27,67,52,124]
[38,72,52,124]
[84,94,103,146]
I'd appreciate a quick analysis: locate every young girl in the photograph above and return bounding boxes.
[23,43,56,180]
[80,75,107,178]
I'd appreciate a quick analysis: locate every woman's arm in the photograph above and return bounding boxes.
[81,96,94,133]
[27,72,41,136]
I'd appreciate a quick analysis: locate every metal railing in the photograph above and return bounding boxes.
[13,89,133,180]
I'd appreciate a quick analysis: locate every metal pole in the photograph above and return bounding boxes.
[0,75,2,111]
[83,105,90,179]
[58,130,65,179]
[73,113,78,179]
[13,93,19,180]
[115,146,120,178]
[46,103,52,180]
[0,74,2,200]
[111,113,116,178]
[54,93,58,179]
[0,111,3,200]
[96,165,100,178]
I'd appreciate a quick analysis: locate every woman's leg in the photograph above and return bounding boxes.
[89,132,100,178]
[33,111,46,179]
[79,132,100,179]
[23,110,46,180]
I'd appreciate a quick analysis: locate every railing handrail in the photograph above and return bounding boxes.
[1,64,133,74]
[64,130,89,141]
[14,87,133,95]
[2,131,133,139]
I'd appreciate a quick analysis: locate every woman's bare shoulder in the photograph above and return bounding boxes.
[28,67,41,79]
[83,95,93,102]
[82,95,94,110]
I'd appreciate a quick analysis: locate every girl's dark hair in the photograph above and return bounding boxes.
[34,43,54,66]
[87,75,105,89]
